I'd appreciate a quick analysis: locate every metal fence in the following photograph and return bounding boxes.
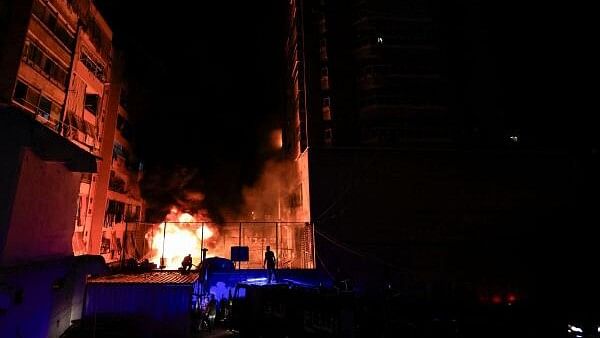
[120,222,315,270]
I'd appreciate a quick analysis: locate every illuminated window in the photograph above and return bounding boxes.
[377,36,384,44]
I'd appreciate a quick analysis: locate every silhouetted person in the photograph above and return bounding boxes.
[264,246,276,283]
[140,259,152,272]
[207,294,217,332]
[182,254,193,271]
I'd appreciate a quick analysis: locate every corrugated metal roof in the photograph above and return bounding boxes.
[87,271,199,284]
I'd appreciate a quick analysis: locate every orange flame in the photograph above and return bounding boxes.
[146,208,215,269]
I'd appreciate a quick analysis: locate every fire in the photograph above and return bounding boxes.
[146,208,216,269]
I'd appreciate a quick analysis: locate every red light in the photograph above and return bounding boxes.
[507,293,517,303]
[491,295,502,304]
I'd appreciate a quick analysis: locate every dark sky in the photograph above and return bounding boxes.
[94,1,588,221]
[96,1,287,220]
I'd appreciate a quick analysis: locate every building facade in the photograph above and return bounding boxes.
[0,1,143,335]
[97,86,145,264]
[284,0,575,306]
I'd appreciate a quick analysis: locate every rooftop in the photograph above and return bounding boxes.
[87,271,199,285]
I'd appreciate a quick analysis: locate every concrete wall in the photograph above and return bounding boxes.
[2,148,80,265]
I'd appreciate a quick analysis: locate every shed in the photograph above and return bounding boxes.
[84,271,200,337]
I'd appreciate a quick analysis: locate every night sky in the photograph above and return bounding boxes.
[95,1,588,221]
[96,1,287,220]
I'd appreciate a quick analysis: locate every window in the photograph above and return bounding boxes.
[43,58,56,75]
[31,0,75,49]
[321,67,329,90]
[25,86,41,108]
[85,94,99,114]
[38,96,51,118]
[324,128,333,145]
[13,80,63,122]
[13,81,27,102]
[320,38,328,60]
[80,51,105,81]
[46,11,57,31]
[323,106,331,121]
[319,16,327,33]
[25,43,43,66]
[23,40,69,88]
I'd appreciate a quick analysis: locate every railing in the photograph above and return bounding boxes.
[120,222,315,270]
[15,101,100,155]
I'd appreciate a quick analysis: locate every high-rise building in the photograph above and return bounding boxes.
[284,0,575,303]
[285,0,449,152]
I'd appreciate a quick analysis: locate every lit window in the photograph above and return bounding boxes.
[377,36,384,44]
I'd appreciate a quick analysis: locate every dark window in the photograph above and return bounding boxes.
[13,81,27,102]
[23,40,69,89]
[26,43,43,66]
[25,86,41,107]
[31,0,45,19]
[43,58,56,75]
[38,96,51,117]
[31,0,74,49]
[46,12,57,31]
[13,80,62,120]
[85,94,99,114]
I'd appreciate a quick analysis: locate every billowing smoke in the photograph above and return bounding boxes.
[140,129,301,224]
[224,159,298,222]
[140,166,209,222]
